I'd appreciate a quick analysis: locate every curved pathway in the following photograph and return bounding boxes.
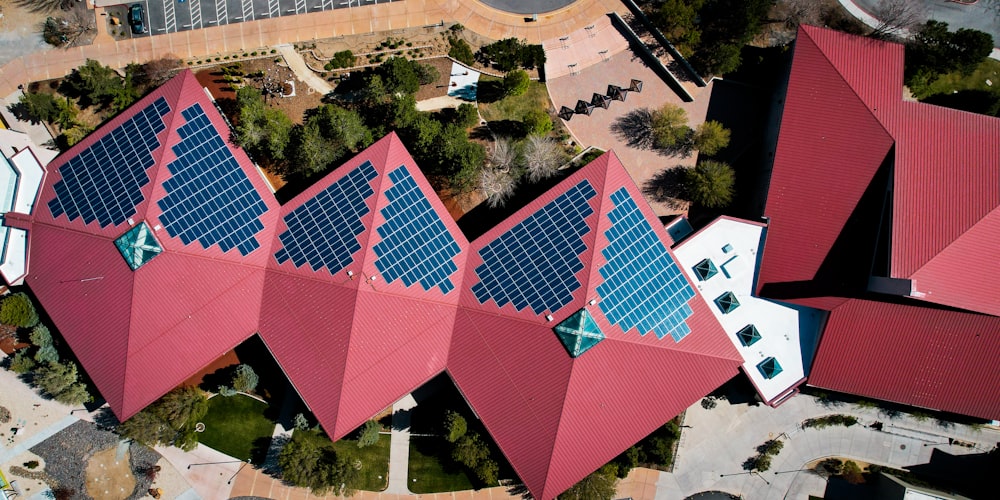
[0,0,627,98]
[651,393,999,499]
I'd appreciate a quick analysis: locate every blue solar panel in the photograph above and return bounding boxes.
[372,165,461,294]
[471,180,596,314]
[596,187,696,342]
[48,97,171,227]
[274,161,378,274]
[157,104,268,256]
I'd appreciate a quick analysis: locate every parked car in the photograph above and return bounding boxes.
[128,4,146,35]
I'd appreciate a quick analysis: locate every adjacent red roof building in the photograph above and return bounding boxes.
[759,26,1000,420]
[11,70,742,498]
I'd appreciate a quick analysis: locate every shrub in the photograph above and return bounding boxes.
[522,109,552,136]
[293,413,310,431]
[329,50,355,69]
[502,69,530,97]
[217,385,237,397]
[444,410,467,443]
[231,364,258,393]
[0,292,39,328]
[23,460,39,469]
[684,160,735,208]
[448,37,475,65]
[29,324,53,348]
[357,420,380,448]
[9,350,35,373]
[701,397,717,409]
[803,414,859,429]
[33,344,59,364]
[842,460,865,484]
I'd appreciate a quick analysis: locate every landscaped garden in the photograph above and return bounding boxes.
[330,434,390,491]
[197,393,274,461]
[407,436,475,493]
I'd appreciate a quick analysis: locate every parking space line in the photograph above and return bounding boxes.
[189,0,202,28]
[322,0,334,10]
[163,0,176,32]
[294,0,305,14]
[268,0,280,17]
[215,0,228,24]
[241,0,254,21]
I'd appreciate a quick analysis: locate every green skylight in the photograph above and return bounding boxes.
[115,222,162,271]
[714,291,740,314]
[554,309,605,358]
[737,324,761,347]
[693,258,718,281]
[757,357,782,379]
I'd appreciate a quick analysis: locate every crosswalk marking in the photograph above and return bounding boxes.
[189,0,202,28]
[215,0,228,24]
[164,0,177,32]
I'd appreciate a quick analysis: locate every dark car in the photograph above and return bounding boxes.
[128,4,145,35]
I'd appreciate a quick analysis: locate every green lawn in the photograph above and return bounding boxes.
[198,394,274,461]
[918,58,1000,98]
[407,436,475,493]
[331,435,390,491]
[477,77,551,123]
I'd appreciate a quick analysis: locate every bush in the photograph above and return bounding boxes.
[521,108,552,136]
[329,50,355,69]
[23,460,39,469]
[217,385,237,397]
[842,460,865,484]
[684,160,735,208]
[803,414,859,429]
[701,397,717,409]
[478,38,545,71]
[33,344,59,364]
[29,324,53,348]
[357,420,380,448]
[9,350,35,373]
[444,410,467,443]
[0,292,39,328]
[448,37,475,65]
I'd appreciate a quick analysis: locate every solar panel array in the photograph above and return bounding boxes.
[597,187,695,342]
[274,162,378,274]
[472,180,597,314]
[157,104,268,256]
[372,166,461,293]
[49,97,171,227]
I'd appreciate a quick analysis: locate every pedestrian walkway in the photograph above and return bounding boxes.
[385,394,416,495]
[276,44,334,95]
[0,1,630,98]
[652,392,1000,499]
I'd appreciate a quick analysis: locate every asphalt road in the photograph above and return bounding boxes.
[852,0,1000,44]
[477,0,577,16]
[128,0,397,36]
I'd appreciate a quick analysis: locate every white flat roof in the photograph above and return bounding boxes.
[9,148,45,214]
[673,217,823,404]
[0,226,28,285]
[0,156,17,213]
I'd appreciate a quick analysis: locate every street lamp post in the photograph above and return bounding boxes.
[228,459,252,484]
[187,459,246,469]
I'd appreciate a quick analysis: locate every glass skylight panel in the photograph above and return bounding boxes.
[757,357,782,379]
[157,104,268,256]
[714,291,740,314]
[114,222,162,270]
[737,324,761,347]
[372,165,461,294]
[274,161,377,275]
[48,97,171,227]
[596,188,696,342]
[694,258,718,281]
[471,180,596,314]
[554,308,605,357]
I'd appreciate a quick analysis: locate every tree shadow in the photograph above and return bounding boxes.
[14,0,72,14]
[476,80,504,104]
[198,365,238,392]
[390,407,413,432]
[610,107,654,149]
[482,119,526,139]
[5,102,41,125]
[642,166,687,204]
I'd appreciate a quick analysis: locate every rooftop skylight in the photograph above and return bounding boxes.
[714,291,740,314]
[757,357,783,379]
[693,258,718,281]
[554,308,605,358]
[115,222,162,271]
[736,324,761,347]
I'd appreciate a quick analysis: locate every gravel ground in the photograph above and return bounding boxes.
[127,441,162,499]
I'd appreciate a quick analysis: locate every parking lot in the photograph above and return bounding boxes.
[128,0,399,36]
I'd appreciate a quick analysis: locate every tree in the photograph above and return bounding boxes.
[0,292,39,328]
[869,0,926,40]
[611,108,656,149]
[17,92,60,124]
[690,41,744,76]
[34,345,59,364]
[234,86,293,163]
[521,108,552,136]
[650,0,704,55]
[118,410,173,450]
[120,387,208,450]
[906,21,995,91]
[841,460,865,484]
[502,70,530,97]
[453,103,480,128]
[757,439,784,456]
[452,432,489,468]
[63,59,122,109]
[414,63,440,86]
[294,413,310,431]
[651,104,691,151]
[449,37,475,65]
[558,464,617,500]
[487,137,517,172]
[42,11,96,48]
[278,431,356,494]
[475,458,499,484]
[522,134,563,183]
[357,420,380,448]
[328,50,355,70]
[378,57,421,95]
[34,361,78,399]
[444,410,468,443]
[684,160,735,208]
[53,381,91,405]
[478,38,528,72]
[693,120,731,156]
[29,325,53,348]
[231,364,259,393]
[291,121,341,176]
[154,386,209,431]
[313,104,373,152]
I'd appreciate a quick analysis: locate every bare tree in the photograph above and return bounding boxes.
[522,135,564,183]
[42,10,95,47]
[869,0,926,39]
[480,168,518,209]
[488,136,517,172]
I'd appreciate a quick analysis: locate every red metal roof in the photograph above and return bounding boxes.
[19,72,742,499]
[808,299,1000,420]
[760,26,1000,418]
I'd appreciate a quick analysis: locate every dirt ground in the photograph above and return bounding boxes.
[413,56,453,102]
[85,447,137,500]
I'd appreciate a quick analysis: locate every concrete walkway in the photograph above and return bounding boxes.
[0,415,76,465]
[651,392,999,499]
[385,394,417,495]
[276,44,334,95]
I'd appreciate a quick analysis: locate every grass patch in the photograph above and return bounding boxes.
[408,436,475,493]
[477,77,551,124]
[198,394,274,461]
[919,58,1000,98]
[331,436,390,491]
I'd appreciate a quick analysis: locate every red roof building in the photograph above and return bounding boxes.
[9,70,742,498]
[759,26,1000,420]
